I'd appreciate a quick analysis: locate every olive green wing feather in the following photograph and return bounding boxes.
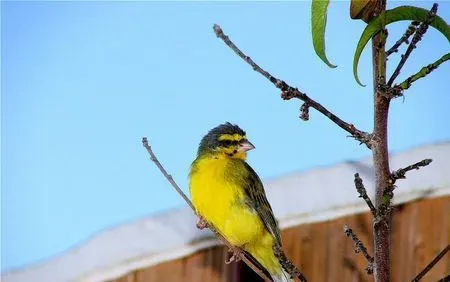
[242,162,282,246]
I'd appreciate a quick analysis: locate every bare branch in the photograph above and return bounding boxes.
[213,24,372,148]
[343,224,374,274]
[354,173,377,217]
[386,21,420,57]
[411,245,449,282]
[391,159,433,182]
[142,137,194,210]
[141,137,272,281]
[393,53,450,97]
[378,158,433,213]
[387,3,438,86]
[274,246,307,282]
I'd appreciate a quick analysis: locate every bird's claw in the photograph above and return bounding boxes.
[196,217,208,229]
[225,247,242,264]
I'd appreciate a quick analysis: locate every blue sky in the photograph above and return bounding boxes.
[2,1,449,272]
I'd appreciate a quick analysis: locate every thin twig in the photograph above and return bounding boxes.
[391,159,433,182]
[274,246,307,282]
[213,24,372,148]
[380,158,432,213]
[386,21,420,57]
[387,3,438,86]
[411,245,449,282]
[379,158,432,211]
[141,137,272,281]
[142,137,194,210]
[393,53,450,97]
[354,173,377,217]
[343,224,374,275]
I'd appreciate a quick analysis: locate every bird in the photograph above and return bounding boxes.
[189,122,294,282]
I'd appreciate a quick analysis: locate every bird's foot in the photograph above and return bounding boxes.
[196,216,208,230]
[225,246,243,264]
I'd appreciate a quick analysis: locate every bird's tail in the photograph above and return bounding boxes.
[242,250,273,280]
[271,268,293,282]
[242,249,291,281]
[244,248,295,282]
[243,245,305,282]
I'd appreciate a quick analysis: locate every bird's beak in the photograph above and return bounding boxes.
[239,141,255,152]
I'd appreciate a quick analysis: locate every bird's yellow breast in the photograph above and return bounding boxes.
[189,156,265,246]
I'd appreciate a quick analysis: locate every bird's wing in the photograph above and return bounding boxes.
[242,162,282,246]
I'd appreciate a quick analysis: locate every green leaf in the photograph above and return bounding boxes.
[312,0,337,68]
[353,5,450,86]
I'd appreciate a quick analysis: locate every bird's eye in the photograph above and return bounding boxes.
[223,140,232,146]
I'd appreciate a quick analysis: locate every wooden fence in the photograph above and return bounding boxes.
[113,196,449,282]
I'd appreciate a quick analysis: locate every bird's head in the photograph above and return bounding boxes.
[197,122,255,160]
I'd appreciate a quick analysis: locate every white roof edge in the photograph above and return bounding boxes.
[279,186,449,230]
[3,141,450,282]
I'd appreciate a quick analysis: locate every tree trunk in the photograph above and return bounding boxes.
[371,1,391,281]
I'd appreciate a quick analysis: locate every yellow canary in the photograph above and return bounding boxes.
[189,123,292,282]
